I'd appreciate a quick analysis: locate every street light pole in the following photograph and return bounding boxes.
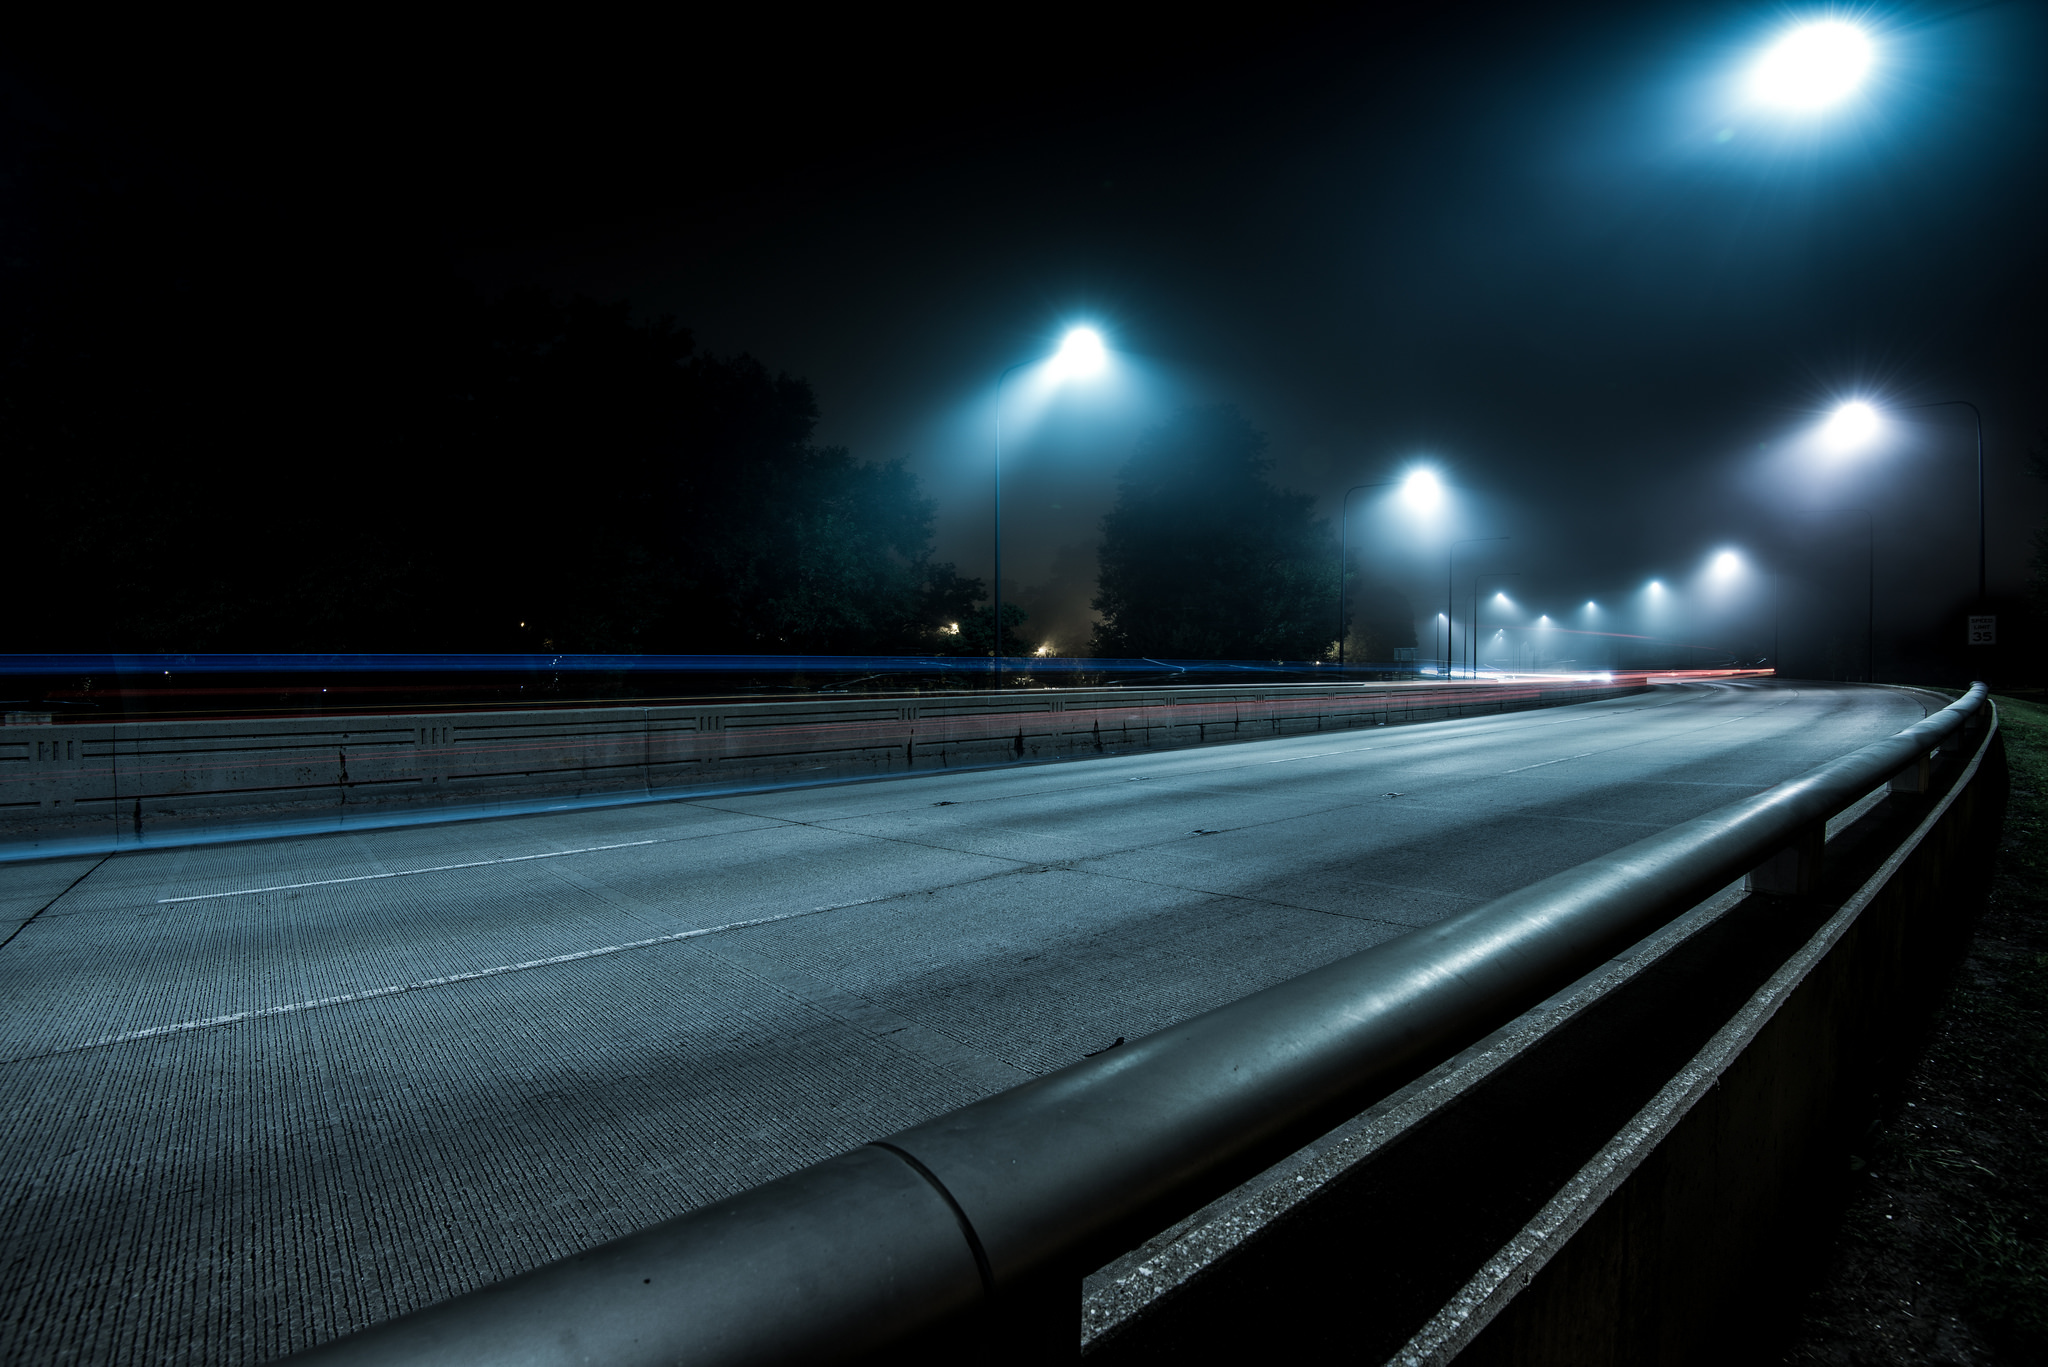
[1336,481,1399,668]
[1836,508,1873,682]
[990,329,1107,685]
[1448,538,1508,677]
[991,360,1030,682]
[1898,400,1986,604]
[1478,572,1523,675]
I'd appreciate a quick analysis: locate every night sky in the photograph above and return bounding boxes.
[9,3,2044,672]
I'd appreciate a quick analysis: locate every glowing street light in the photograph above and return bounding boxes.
[1710,549,1742,578]
[1402,468,1444,511]
[1450,536,1509,678]
[993,327,1109,668]
[1821,397,1986,602]
[1750,21,1874,110]
[1049,327,1106,380]
[1823,400,1880,449]
[1335,463,1445,668]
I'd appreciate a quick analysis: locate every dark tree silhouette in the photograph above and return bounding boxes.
[0,78,979,655]
[432,291,980,654]
[1091,405,1336,659]
[1341,572,1419,664]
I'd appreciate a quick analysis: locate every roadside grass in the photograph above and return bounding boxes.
[1781,694,2048,1364]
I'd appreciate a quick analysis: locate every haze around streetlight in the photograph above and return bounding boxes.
[1050,327,1107,380]
[1824,401,1881,450]
[1749,20,1874,110]
[1402,468,1444,511]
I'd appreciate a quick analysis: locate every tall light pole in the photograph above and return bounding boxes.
[993,327,1105,681]
[1803,508,1873,682]
[1478,574,1523,675]
[1336,481,1395,669]
[1448,537,1508,677]
[1336,468,1441,668]
[1826,398,1985,604]
[1908,401,1986,605]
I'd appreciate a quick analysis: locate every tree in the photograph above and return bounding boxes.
[1339,571,1418,664]
[441,292,981,655]
[1091,405,1336,659]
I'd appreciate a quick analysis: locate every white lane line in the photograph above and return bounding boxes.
[1260,745,1377,764]
[155,840,660,904]
[1503,751,1597,774]
[31,896,891,1059]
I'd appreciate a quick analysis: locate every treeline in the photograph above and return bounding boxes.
[3,281,1414,658]
[5,286,983,653]
[1091,404,1413,661]
[0,89,1408,659]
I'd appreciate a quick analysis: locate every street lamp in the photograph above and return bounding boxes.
[1643,580,1669,671]
[1825,398,1986,603]
[1797,507,1873,682]
[1335,467,1442,669]
[1449,536,1508,678]
[1478,575,1524,674]
[993,328,1107,675]
[1749,21,1874,110]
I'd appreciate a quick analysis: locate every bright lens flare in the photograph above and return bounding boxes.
[1824,400,1880,449]
[1051,327,1106,379]
[1712,551,1741,577]
[1751,22,1872,109]
[1402,469,1443,511]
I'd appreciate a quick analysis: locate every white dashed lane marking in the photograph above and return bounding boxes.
[155,840,659,904]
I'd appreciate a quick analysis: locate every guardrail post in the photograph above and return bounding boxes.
[1890,750,1935,795]
[1748,822,1825,895]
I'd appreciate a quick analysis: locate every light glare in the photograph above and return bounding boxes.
[1712,550,1741,577]
[1051,327,1106,379]
[1402,468,1443,511]
[1751,22,1872,110]
[1823,400,1880,449]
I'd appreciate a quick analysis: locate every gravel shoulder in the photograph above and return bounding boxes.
[1780,693,2048,1365]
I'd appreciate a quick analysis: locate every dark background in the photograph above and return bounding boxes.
[4,3,2042,680]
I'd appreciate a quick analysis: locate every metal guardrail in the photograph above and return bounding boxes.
[287,683,1990,1367]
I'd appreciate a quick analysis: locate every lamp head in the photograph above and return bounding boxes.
[1401,468,1443,511]
[1751,21,1873,110]
[1823,400,1880,449]
[1050,327,1106,379]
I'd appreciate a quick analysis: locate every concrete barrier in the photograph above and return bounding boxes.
[0,678,1654,857]
[1079,693,2002,1365]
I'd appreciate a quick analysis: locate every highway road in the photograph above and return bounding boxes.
[0,679,1936,1365]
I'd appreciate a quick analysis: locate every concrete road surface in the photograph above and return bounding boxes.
[0,680,1935,1365]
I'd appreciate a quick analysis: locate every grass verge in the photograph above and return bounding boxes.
[1780,694,2048,1364]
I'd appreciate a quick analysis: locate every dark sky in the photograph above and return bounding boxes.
[11,2,2045,667]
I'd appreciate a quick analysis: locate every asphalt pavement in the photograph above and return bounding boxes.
[0,679,1935,1365]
